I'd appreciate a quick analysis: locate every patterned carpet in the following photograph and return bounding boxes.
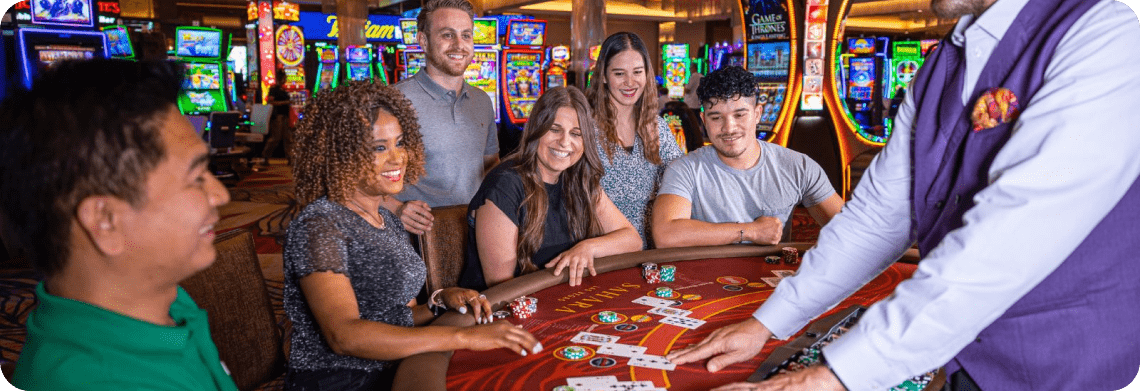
[0,159,823,380]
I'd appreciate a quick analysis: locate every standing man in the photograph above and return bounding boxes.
[667,0,1140,389]
[0,60,236,390]
[260,69,293,167]
[387,0,499,235]
[653,66,843,248]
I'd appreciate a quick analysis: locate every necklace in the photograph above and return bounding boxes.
[347,198,385,229]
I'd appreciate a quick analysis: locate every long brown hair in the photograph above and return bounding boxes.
[504,86,604,273]
[293,81,425,206]
[585,32,663,164]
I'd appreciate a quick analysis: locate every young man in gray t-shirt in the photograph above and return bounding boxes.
[653,66,844,247]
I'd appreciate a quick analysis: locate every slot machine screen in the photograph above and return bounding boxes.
[176,29,222,59]
[36,46,96,71]
[183,63,222,90]
[103,26,134,59]
[400,19,418,45]
[508,20,546,46]
[472,19,499,46]
[847,57,875,101]
[31,0,94,27]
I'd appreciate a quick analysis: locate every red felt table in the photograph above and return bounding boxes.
[392,244,917,391]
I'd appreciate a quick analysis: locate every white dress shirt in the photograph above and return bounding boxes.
[751,0,1140,389]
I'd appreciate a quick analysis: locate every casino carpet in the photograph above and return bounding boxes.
[0,159,823,389]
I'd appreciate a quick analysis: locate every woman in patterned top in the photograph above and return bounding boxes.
[284,82,540,391]
[461,86,642,290]
[586,32,685,247]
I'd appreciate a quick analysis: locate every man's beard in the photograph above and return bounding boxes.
[931,0,990,19]
[426,49,469,77]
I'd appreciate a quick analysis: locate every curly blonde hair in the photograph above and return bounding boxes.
[293,81,426,206]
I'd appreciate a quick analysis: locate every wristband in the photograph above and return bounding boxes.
[429,289,446,316]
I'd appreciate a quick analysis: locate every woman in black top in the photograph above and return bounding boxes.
[461,86,642,290]
[284,82,540,391]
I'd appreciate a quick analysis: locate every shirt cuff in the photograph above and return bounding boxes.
[820,327,899,391]
[751,296,810,340]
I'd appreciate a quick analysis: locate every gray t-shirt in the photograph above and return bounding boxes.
[395,70,498,207]
[659,141,834,231]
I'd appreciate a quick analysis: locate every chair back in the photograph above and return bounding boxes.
[180,229,285,391]
[249,104,273,135]
[418,204,470,293]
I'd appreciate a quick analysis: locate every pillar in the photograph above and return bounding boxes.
[570,0,605,88]
[336,0,368,59]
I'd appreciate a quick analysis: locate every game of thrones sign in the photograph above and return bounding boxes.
[744,0,794,142]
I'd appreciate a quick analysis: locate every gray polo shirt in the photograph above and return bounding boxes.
[395,70,499,207]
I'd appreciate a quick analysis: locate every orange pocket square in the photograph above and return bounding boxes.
[971,87,1020,131]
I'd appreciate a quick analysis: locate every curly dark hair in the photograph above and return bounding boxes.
[0,59,181,277]
[696,65,758,108]
[292,81,426,206]
[505,86,604,273]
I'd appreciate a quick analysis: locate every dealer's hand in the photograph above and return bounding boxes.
[666,317,771,372]
[439,288,493,324]
[547,242,598,287]
[397,199,434,235]
[711,365,846,391]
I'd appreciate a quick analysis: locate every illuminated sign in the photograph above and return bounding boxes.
[291,11,402,43]
[745,0,790,41]
[273,1,299,21]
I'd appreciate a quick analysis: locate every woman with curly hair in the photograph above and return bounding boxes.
[586,32,685,247]
[284,82,541,391]
[459,86,642,290]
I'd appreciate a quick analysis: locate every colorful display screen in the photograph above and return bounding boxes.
[347,63,371,81]
[847,57,875,101]
[36,46,95,71]
[316,46,338,63]
[756,82,787,138]
[404,51,426,80]
[663,44,688,59]
[503,51,542,122]
[473,19,499,46]
[848,38,875,55]
[176,29,222,59]
[551,46,569,61]
[508,20,546,46]
[31,0,94,27]
[748,42,790,81]
[346,46,371,63]
[183,63,222,90]
[400,19,418,45]
[104,26,134,58]
[178,90,227,114]
[464,50,500,121]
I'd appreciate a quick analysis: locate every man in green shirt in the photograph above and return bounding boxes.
[0,60,237,390]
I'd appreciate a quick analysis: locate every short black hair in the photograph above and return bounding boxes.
[0,59,183,276]
[697,66,758,108]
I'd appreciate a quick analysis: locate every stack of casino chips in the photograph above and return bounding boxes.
[561,346,588,360]
[655,287,673,298]
[641,262,661,283]
[598,311,620,323]
[781,247,799,265]
[510,296,538,319]
[660,265,676,282]
[765,255,781,264]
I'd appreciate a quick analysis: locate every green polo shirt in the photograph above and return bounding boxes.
[12,283,239,391]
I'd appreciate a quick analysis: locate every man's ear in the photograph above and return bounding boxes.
[417,29,428,50]
[75,196,126,256]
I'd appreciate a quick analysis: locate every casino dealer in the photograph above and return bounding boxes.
[283,82,541,391]
[459,86,642,290]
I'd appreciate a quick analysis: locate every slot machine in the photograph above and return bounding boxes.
[313,42,339,95]
[501,19,546,125]
[345,44,375,82]
[465,18,501,123]
[545,45,569,89]
[16,0,109,89]
[661,43,690,99]
[174,27,229,115]
[101,25,135,60]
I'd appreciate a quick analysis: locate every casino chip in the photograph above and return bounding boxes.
[765,255,781,264]
[723,285,744,291]
[682,294,702,301]
[561,346,588,360]
[654,287,673,298]
[660,265,676,282]
[492,310,511,320]
[782,247,799,265]
[614,323,639,332]
[598,311,620,323]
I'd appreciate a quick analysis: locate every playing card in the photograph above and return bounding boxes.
[762,276,782,287]
[566,375,618,388]
[599,380,657,390]
[632,296,676,307]
[773,270,795,278]
[647,307,692,317]
[571,331,619,345]
[659,316,705,329]
[628,355,676,371]
[597,343,648,357]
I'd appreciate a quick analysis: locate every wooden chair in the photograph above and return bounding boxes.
[180,229,285,391]
[417,204,470,293]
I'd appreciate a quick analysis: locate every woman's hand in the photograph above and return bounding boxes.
[547,241,598,287]
[457,321,543,357]
[439,288,494,324]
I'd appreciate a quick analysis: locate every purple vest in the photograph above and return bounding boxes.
[909,0,1140,389]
